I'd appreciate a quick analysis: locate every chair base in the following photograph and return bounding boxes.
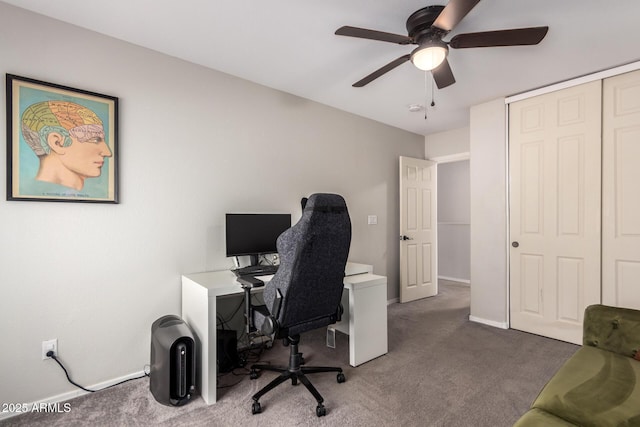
[249,336,345,417]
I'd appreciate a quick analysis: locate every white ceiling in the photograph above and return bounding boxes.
[5,0,640,136]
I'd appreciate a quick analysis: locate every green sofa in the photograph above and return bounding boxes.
[515,304,640,427]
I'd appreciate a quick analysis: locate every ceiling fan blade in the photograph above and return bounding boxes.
[432,58,456,89]
[335,26,413,45]
[353,54,411,87]
[432,0,481,32]
[449,26,549,48]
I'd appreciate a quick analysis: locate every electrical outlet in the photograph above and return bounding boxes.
[326,326,336,349]
[42,339,57,360]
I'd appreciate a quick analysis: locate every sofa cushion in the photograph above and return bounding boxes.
[513,408,578,426]
[531,346,640,427]
[583,304,640,359]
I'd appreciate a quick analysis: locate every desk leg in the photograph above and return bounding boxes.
[182,279,218,404]
[349,283,388,366]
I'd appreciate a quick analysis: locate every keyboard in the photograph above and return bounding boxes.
[233,264,278,277]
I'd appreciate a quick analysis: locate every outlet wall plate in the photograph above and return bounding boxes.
[42,339,57,360]
[326,327,336,349]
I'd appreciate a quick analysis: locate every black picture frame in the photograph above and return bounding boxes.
[6,74,119,203]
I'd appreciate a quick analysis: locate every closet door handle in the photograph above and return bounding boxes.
[512,241,519,248]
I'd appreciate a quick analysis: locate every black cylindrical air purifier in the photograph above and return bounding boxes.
[150,315,196,406]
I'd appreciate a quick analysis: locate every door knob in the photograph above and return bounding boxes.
[512,241,519,248]
[400,235,413,241]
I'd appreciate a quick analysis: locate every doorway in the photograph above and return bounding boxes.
[437,159,470,284]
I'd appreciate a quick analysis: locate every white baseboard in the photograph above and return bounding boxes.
[0,370,147,422]
[387,298,398,305]
[438,276,471,284]
[469,315,509,330]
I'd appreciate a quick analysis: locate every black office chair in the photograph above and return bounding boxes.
[247,193,351,417]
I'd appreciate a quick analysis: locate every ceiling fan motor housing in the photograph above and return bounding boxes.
[406,6,448,44]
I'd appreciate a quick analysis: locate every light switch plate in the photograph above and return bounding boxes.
[367,215,378,225]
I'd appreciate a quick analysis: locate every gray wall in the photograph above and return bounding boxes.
[0,3,424,407]
[425,121,508,328]
[425,127,470,158]
[469,98,508,328]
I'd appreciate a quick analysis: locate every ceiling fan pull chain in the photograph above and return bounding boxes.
[424,71,428,120]
[431,76,436,107]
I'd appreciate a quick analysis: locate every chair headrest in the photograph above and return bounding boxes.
[303,193,348,214]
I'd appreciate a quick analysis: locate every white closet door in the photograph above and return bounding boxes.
[509,81,602,345]
[603,70,640,310]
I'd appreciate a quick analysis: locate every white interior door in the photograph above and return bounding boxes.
[602,69,640,310]
[509,81,602,344]
[399,156,437,303]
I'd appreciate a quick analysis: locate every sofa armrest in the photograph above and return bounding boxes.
[583,304,640,359]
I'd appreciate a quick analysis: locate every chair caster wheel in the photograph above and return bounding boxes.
[249,369,259,380]
[252,401,262,415]
[316,404,326,417]
[337,372,346,383]
[291,377,298,386]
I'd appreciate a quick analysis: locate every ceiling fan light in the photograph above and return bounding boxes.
[411,42,448,71]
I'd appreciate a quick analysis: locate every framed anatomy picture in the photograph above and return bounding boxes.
[6,74,119,203]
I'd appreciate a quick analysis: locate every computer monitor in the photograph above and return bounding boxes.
[225,213,291,266]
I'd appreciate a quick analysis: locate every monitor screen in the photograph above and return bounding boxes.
[225,213,291,258]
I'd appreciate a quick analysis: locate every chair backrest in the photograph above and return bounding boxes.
[263,193,351,336]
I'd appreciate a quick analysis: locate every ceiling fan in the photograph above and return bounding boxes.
[335,0,548,89]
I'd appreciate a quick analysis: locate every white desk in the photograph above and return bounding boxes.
[181,262,388,405]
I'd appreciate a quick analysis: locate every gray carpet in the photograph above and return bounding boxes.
[3,281,578,426]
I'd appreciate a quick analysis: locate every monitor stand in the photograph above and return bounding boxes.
[248,254,259,267]
[233,255,260,269]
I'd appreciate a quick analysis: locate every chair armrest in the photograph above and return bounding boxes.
[583,304,640,359]
[247,289,283,338]
[237,276,264,288]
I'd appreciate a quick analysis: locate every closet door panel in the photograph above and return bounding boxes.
[603,70,640,310]
[509,80,602,344]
